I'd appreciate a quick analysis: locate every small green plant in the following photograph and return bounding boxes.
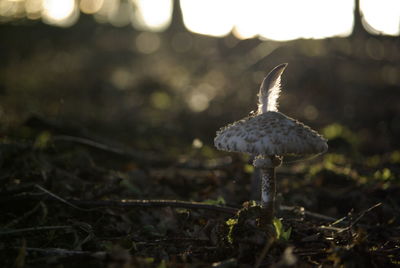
[225,218,238,244]
[33,131,52,149]
[374,168,393,181]
[273,217,291,241]
[322,123,359,146]
[224,202,264,245]
[203,196,226,205]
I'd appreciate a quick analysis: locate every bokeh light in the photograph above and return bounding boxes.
[135,32,161,54]
[131,0,172,31]
[42,0,79,27]
[79,0,104,14]
[108,0,133,27]
[186,89,210,112]
[184,82,219,113]
[180,0,235,37]
[25,0,43,19]
[361,0,400,35]
[0,0,25,19]
[232,0,261,39]
[111,68,133,90]
[0,0,398,38]
[232,0,354,40]
[93,0,118,24]
[150,91,172,110]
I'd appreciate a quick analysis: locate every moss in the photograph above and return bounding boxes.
[224,201,276,246]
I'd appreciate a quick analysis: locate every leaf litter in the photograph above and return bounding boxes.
[0,121,399,267]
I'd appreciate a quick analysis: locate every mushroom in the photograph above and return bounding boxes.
[214,63,328,220]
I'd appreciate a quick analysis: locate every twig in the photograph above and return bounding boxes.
[5,185,356,219]
[53,135,133,156]
[68,199,238,215]
[339,202,382,233]
[4,202,42,228]
[293,248,328,256]
[34,184,92,212]
[0,226,73,236]
[0,183,36,196]
[9,247,113,262]
[302,210,337,222]
[254,236,275,268]
[319,203,382,233]
[329,215,348,226]
[53,135,235,170]
[279,205,338,222]
[52,135,171,165]
[5,186,239,215]
[135,237,210,246]
[318,225,346,232]
[11,247,95,256]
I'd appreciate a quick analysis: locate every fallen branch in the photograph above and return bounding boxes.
[53,135,171,166]
[254,236,276,268]
[3,185,360,221]
[66,199,239,215]
[346,202,382,231]
[0,226,73,236]
[53,135,234,170]
[4,202,43,228]
[2,185,239,215]
[319,203,382,233]
[0,183,36,196]
[279,205,338,222]
[10,247,98,257]
[34,184,92,212]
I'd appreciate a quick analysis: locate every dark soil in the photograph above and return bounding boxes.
[0,115,399,267]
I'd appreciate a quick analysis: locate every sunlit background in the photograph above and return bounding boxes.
[0,0,399,39]
[0,0,399,154]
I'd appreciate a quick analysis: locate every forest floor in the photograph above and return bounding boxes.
[1,116,399,268]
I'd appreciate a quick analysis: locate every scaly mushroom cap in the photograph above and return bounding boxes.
[214,111,328,156]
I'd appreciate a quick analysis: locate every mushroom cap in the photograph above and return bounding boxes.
[214,111,328,156]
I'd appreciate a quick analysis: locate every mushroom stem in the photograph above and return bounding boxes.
[253,155,282,220]
[260,166,276,216]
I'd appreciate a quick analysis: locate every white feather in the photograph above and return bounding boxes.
[267,76,281,112]
[257,76,282,114]
[257,63,287,114]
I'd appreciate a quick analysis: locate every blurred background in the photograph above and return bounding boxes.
[0,0,399,155]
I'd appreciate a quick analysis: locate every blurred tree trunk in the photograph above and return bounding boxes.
[167,0,186,33]
[350,0,369,39]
